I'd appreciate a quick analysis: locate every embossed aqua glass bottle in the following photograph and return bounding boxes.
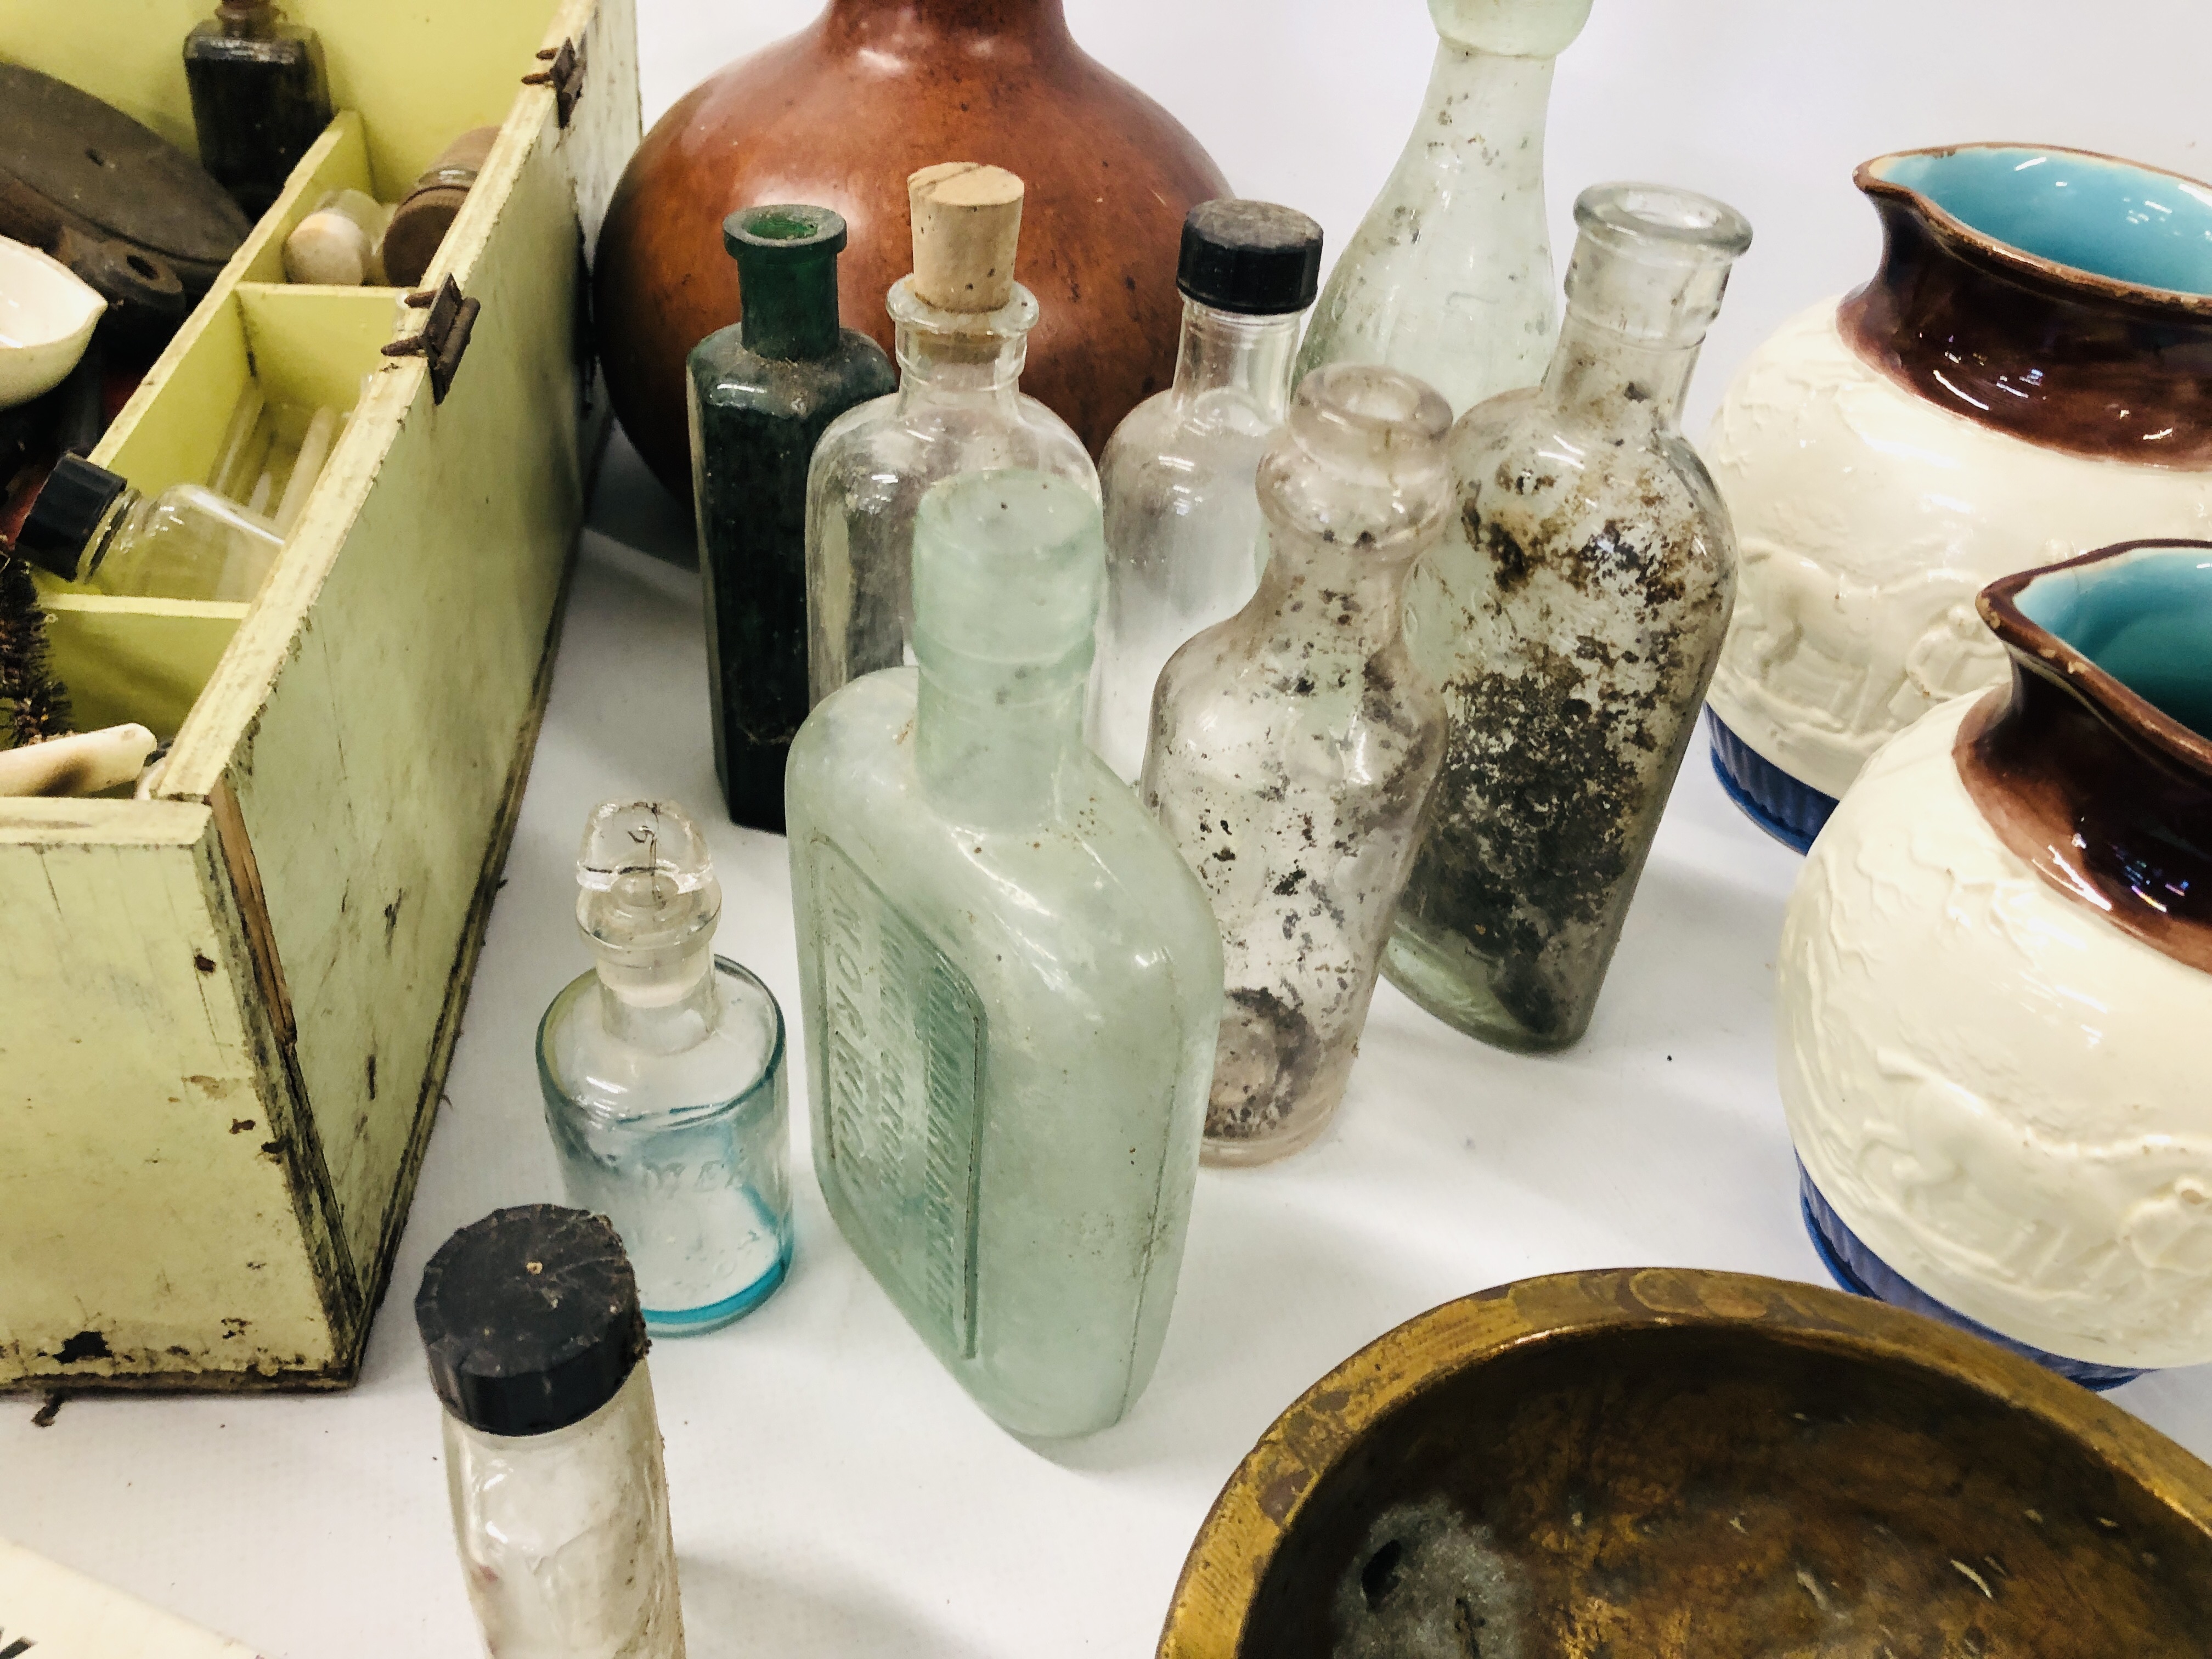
[537,799,792,1334]
[786,469,1222,1438]
[1387,183,1753,1051]
[1294,0,1592,417]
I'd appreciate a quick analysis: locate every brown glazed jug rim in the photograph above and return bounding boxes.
[1961,538,2212,975]
[1857,143,2212,323]
[1974,537,2212,781]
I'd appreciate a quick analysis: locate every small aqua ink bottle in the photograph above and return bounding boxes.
[537,799,792,1332]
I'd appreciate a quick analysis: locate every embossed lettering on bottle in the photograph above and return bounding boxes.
[812,839,985,1353]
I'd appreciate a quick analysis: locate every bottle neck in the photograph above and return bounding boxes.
[216,0,279,38]
[738,251,842,360]
[1404,38,1558,190]
[916,659,1089,830]
[1172,300,1301,417]
[825,0,1070,42]
[597,960,720,1053]
[894,322,1028,415]
[1253,523,1422,659]
[1539,311,1703,427]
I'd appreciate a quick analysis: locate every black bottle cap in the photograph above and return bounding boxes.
[1177,200,1324,316]
[415,1205,648,1437]
[13,455,127,582]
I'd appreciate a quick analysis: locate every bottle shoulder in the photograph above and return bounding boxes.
[691,334,898,420]
[810,391,1098,489]
[789,679,1221,1007]
[1449,394,1731,544]
[537,962,782,1121]
[1103,393,1274,499]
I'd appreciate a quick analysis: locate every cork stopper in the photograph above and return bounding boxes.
[908,163,1024,313]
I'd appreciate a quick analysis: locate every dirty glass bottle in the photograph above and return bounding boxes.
[1294,0,1592,417]
[1387,183,1754,1049]
[804,163,1097,705]
[183,0,334,218]
[1144,364,1451,1162]
[1088,199,1324,782]
[786,469,1222,1438]
[416,1206,686,1659]
[690,206,895,832]
[538,799,792,1333]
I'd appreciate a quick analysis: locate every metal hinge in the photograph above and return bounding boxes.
[382,276,482,404]
[524,38,586,127]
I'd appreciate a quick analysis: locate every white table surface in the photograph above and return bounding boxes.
[10,2,2212,1653]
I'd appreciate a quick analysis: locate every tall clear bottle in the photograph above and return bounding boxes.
[537,799,793,1333]
[1088,199,1323,782]
[1387,183,1753,1050]
[689,205,896,832]
[786,469,1222,1438]
[1293,0,1592,417]
[416,1206,685,1659]
[804,163,1098,706]
[1144,364,1451,1162]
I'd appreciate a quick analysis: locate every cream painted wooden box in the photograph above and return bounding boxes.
[0,0,640,1387]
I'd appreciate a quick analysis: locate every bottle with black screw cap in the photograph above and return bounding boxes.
[1086,199,1323,784]
[416,1204,686,1657]
[14,455,283,600]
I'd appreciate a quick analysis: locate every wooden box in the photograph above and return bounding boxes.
[0,0,640,1387]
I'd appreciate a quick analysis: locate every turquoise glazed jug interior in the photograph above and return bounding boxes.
[1706,144,2212,853]
[2012,541,2212,736]
[1874,146,2212,296]
[1800,538,2212,1389]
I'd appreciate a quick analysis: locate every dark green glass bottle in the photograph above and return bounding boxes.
[687,206,895,833]
[182,0,333,219]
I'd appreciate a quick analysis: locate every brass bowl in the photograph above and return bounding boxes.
[1160,1269,2212,1657]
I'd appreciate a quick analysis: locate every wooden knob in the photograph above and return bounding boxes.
[908,162,1024,313]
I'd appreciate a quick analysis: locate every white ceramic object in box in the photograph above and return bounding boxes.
[0,234,106,408]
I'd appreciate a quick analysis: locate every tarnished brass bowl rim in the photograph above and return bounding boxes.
[1156,1266,2212,1657]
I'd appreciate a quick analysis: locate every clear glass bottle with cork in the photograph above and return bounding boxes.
[1388,183,1754,1051]
[537,799,793,1333]
[803,163,1098,708]
[786,468,1221,1438]
[1089,199,1324,784]
[1144,364,1453,1163]
[415,1205,686,1658]
[688,205,895,832]
[182,0,334,219]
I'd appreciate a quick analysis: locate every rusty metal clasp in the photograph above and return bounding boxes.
[523,38,586,128]
[382,276,482,404]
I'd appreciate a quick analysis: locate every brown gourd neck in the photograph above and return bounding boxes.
[822,0,1073,48]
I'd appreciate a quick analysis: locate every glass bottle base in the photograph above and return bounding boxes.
[642,1249,791,1336]
[1201,1098,1341,1167]
[1381,922,1589,1053]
